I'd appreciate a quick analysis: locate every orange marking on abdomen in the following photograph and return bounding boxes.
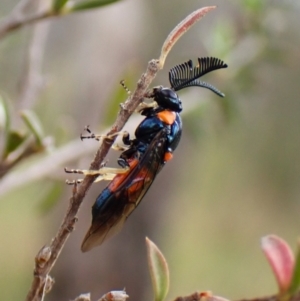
[109,158,139,192]
[157,110,176,125]
[127,167,150,195]
[164,152,173,162]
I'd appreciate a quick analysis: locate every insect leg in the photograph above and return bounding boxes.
[80,126,128,142]
[111,144,129,151]
[65,165,129,185]
[65,166,129,176]
[144,86,166,99]
[80,126,131,151]
[135,101,157,113]
[111,131,132,151]
[65,179,83,185]
[93,173,116,183]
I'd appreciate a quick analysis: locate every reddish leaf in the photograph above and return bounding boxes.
[159,6,216,68]
[261,235,295,293]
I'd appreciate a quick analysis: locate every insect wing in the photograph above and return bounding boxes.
[81,130,168,252]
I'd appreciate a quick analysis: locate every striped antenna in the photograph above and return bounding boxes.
[120,80,131,95]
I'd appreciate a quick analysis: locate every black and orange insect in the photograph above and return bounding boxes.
[66,57,227,252]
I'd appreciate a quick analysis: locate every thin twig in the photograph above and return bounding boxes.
[25,59,160,301]
[0,7,54,40]
[24,6,217,300]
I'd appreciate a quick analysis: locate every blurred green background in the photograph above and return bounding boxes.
[0,0,300,300]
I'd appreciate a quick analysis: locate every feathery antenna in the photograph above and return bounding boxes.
[169,57,227,97]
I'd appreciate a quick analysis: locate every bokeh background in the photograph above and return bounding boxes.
[0,0,300,300]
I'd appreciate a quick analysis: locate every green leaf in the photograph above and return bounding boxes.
[52,0,69,12]
[20,110,44,147]
[0,94,10,132]
[37,181,64,214]
[289,240,300,295]
[146,237,169,301]
[68,0,121,12]
[3,130,27,159]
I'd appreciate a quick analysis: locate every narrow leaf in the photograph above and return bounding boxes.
[3,130,27,158]
[146,237,169,301]
[0,94,10,132]
[68,0,121,12]
[0,95,13,157]
[52,0,69,12]
[289,239,300,294]
[261,235,294,293]
[20,110,44,147]
[159,6,216,68]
